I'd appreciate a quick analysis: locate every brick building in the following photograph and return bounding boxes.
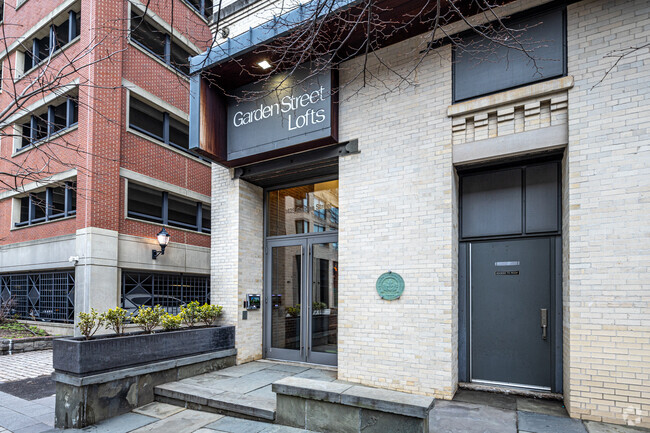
[0,0,214,333]
[190,0,650,427]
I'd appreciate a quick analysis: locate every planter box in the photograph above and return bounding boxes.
[53,326,235,375]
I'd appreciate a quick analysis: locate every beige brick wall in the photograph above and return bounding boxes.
[211,165,264,364]
[565,0,650,426]
[337,35,457,399]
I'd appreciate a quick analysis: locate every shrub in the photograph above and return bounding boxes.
[0,297,16,324]
[132,305,165,333]
[77,308,105,340]
[104,307,130,335]
[180,301,201,328]
[161,313,183,331]
[286,304,300,318]
[198,303,223,326]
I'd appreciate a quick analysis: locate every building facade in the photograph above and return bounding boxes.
[0,0,214,333]
[189,0,650,427]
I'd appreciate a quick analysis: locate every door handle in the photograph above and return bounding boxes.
[540,308,548,340]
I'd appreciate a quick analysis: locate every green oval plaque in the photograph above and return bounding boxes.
[376,272,404,300]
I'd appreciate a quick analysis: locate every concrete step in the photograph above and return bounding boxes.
[154,380,276,421]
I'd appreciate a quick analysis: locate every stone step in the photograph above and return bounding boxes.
[154,381,276,422]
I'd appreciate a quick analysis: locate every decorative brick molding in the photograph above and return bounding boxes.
[448,76,573,146]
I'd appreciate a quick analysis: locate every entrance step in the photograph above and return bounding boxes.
[153,360,337,423]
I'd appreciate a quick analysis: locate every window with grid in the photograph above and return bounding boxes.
[15,181,76,227]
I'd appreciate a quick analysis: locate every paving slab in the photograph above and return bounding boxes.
[429,400,517,433]
[517,397,568,418]
[216,362,271,378]
[132,402,186,419]
[273,377,353,404]
[205,416,272,433]
[0,407,42,431]
[31,395,56,409]
[518,411,588,433]
[13,422,52,433]
[453,389,517,411]
[247,384,276,401]
[155,382,224,406]
[43,412,158,433]
[261,364,311,374]
[583,421,650,433]
[292,369,337,382]
[206,391,276,420]
[129,409,222,433]
[340,384,435,418]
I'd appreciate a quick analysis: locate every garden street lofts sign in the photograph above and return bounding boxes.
[226,66,337,161]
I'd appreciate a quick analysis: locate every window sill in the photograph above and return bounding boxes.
[125,216,211,237]
[11,215,76,231]
[128,40,190,82]
[15,36,81,83]
[179,0,210,24]
[126,127,211,167]
[12,124,79,157]
[447,76,574,118]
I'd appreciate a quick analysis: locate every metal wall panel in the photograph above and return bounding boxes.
[453,7,566,102]
[525,163,559,233]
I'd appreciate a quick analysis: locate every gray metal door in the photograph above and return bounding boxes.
[470,238,552,390]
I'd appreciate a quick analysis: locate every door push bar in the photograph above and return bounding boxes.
[540,308,548,340]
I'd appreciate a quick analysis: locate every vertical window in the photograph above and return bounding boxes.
[184,0,213,19]
[15,182,77,227]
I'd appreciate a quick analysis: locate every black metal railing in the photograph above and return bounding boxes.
[121,271,210,315]
[0,271,75,323]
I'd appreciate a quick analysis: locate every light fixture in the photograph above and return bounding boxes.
[257,60,272,70]
[152,228,170,260]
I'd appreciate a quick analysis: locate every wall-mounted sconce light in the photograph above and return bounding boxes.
[152,228,170,260]
[257,60,272,70]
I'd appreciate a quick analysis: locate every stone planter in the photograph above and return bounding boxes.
[53,326,235,375]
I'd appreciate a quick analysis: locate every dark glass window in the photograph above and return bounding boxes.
[184,0,213,19]
[16,183,76,227]
[130,12,167,59]
[168,195,197,229]
[453,7,566,102]
[127,183,210,234]
[129,96,190,152]
[201,205,211,233]
[122,272,209,315]
[131,12,192,75]
[129,97,164,140]
[127,182,163,222]
[22,11,79,73]
[18,97,78,150]
[169,117,189,149]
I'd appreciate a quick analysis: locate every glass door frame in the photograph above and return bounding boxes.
[264,233,338,366]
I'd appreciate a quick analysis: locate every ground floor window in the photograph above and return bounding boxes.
[0,271,75,323]
[121,271,210,315]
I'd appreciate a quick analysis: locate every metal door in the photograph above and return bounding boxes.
[264,234,338,365]
[470,238,552,390]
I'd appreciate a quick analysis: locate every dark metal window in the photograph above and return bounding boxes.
[0,271,75,323]
[121,271,210,315]
[22,11,80,73]
[452,6,566,102]
[128,96,190,151]
[19,97,78,150]
[15,181,77,227]
[130,11,193,75]
[126,182,211,234]
[182,0,213,19]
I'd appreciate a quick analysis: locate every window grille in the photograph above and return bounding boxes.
[121,271,210,315]
[0,271,75,323]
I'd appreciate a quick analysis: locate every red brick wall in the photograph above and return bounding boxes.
[0,0,212,249]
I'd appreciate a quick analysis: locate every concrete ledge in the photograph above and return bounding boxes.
[53,348,237,386]
[273,377,434,432]
[452,125,567,165]
[0,335,59,355]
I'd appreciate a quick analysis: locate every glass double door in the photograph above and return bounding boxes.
[264,234,338,365]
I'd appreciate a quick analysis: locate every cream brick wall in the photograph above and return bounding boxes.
[565,0,650,426]
[337,36,457,399]
[211,165,264,364]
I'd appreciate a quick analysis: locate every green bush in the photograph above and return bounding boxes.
[286,304,300,318]
[198,303,223,326]
[77,308,105,340]
[180,301,201,327]
[104,307,130,335]
[161,313,183,331]
[132,305,165,333]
